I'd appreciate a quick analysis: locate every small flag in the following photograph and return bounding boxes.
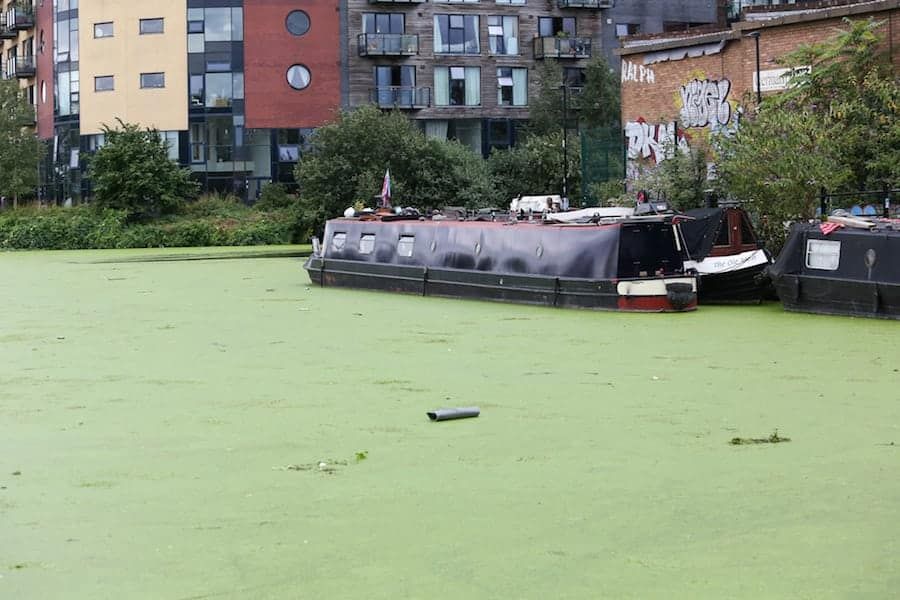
[380,169,392,209]
[819,222,843,235]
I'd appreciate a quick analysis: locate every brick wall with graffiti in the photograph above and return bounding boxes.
[617,6,900,181]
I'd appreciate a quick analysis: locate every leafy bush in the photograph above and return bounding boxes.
[488,132,581,206]
[87,120,199,220]
[254,183,296,212]
[181,193,247,218]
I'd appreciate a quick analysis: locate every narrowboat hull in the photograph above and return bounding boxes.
[684,249,774,304]
[772,274,900,319]
[304,216,697,312]
[305,256,697,312]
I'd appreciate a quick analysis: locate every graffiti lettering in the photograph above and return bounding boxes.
[621,60,655,85]
[679,79,731,128]
[625,119,689,165]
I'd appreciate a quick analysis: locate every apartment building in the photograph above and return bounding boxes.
[344,0,723,156]
[1,0,37,127]
[14,0,722,203]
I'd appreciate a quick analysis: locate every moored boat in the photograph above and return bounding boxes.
[679,206,774,304]
[304,210,698,312]
[768,216,900,319]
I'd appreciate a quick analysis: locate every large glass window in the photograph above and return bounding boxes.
[363,13,404,33]
[433,15,479,54]
[205,73,234,107]
[434,66,480,106]
[203,7,242,42]
[487,16,517,55]
[497,67,526,106]
[374,65,415,106]
[538,17,575,37]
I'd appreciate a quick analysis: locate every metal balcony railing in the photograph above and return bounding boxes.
[0,23,18,39]
[357,33,419,56]
[557,0,614,7]
[13,56,36,78]
[8,3,35,30]
[533,36,592,59]
[370,86,431,109]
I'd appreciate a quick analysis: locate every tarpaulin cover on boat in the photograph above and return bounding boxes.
[321,218,685,280]
[679,208,727,260]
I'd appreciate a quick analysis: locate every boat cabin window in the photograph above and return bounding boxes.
[714,220,730,246]
[398,235,415,257]
[331,232,347,251]
[805,239,841,271]
[739,215,755,246]
[359,234,375,254]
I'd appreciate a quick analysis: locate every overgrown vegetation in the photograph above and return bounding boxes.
[0,194,309,250]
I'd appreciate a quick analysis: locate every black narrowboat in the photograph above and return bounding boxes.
[679,206,773,303]
[768,217,900,319]
[304,213,698,312]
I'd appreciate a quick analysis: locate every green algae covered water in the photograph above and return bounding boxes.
[1,248,899,599]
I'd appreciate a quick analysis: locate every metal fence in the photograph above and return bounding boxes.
[580,126,624,206]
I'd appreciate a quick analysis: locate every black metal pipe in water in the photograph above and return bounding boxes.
[427,407,480,422]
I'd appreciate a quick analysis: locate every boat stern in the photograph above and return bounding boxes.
[616,276,698,312]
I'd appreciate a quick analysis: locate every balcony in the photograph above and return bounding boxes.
[533,36,592,59]
[557,0,614,7]
[0,24,18,40]
[8,4,35,30]
[358,33,419,57]
[370,86,431,109]
[13,56,36,78]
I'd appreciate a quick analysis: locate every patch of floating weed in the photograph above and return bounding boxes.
[729,430,791,446]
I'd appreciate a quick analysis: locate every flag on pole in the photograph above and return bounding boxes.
[380,169,392,209]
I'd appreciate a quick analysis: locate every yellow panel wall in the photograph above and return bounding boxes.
[79,0,187,135]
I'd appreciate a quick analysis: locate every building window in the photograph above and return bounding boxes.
[495,0,525,4]
[139,18,165,35]
[487,16,517,55]
[287,65,311,90]
[94,22,114,38]
[204,7,243,42]
[374,65,415,106]
[497,67,526,106]
[434,66,479,106]
[94,76,114,92]
[805,239,840,271]
[564,67,586,88]
[538,17,575,37]
[433,15,479,54]
[615,23,640,37]
[286,11,310,36]
[363,13,404,34]
[140,72,165,89]
[433,0,479,3]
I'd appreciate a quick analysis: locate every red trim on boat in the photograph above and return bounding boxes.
[617,296,697,312]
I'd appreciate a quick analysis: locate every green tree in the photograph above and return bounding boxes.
[294,105,495,232]
[774,17,899,190]
[488,131,581,205]
[87,120,198,219]
[0,80,43,208]
[715,18,897,252]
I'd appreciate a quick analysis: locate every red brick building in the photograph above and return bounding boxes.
[616,0,900,178]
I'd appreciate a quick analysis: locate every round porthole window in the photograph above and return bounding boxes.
[286,11,310,36]
[287,65,311,90]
